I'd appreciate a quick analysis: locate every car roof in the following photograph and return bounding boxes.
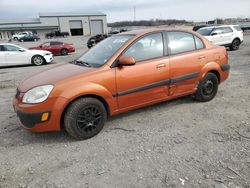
[0,43,20,46]
[118,28,199,37]
[199,24,240,30]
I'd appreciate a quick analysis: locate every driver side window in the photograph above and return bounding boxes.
[43,43,50,47]
[4,45,20,51]
[122,33,164,62]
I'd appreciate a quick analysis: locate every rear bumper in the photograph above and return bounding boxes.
[220,64,230,72]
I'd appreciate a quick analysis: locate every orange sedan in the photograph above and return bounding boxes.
[13,28,230,140]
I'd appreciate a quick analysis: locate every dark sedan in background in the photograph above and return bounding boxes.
[19,34,40,42]
[87,34,109,48]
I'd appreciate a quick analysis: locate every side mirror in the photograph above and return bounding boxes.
[211,33,218,36]
[118,56,136,66]
[19,49,25,52]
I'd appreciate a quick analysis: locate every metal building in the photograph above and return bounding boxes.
[0,12,107,40]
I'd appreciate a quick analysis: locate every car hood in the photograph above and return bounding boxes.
[29,49,51,54]
[18,63,96,92]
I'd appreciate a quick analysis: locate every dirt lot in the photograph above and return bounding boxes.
[0,35,250,188]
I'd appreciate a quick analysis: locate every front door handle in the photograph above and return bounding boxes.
[156,63,166,68]
[198,55,206,60]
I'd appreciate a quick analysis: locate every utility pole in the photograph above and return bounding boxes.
[133,6,136,21]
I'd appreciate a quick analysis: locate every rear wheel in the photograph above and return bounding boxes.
[194,73,218,102]
[14,37,18,40]
[64,98,107,140]
[61,48,68,56]
[31,55,45,66]
[230,39,240,51]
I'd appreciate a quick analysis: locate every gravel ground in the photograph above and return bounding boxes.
[0,35,250,188]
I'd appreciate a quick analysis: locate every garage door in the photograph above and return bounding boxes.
[90,20,103,35]
[69,20,83,36]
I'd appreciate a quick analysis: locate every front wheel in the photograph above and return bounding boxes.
[60,48,68,56]
[64,98,107,140]
[230,39,240,51]
[31,55,45,66]
[194,73,218,102]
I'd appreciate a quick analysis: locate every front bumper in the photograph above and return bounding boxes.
[13,91,68,132]
[17,111,51,128]
[44,54,54,63]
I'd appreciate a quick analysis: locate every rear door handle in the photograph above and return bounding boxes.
[156,63,166,68]
[198,55,206,60]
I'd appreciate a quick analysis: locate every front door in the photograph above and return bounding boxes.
[115,32,170,110]
[210,28,223,45]
[3,44,29,65]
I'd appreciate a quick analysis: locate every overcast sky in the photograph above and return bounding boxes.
[0,0,249,22]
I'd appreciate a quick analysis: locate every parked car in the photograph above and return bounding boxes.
[0,43,53,66]
[45,31,69,38]
[87,34,109,48]
[108,30,120,35]
[19,34,40,42]
[13,28,230,140]
[193,25,207,31]
[30,41,75,55]
[197,25,243,50]
[12,32,32,40]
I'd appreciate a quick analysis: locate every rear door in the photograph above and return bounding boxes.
[220,27,234,44]
[167,31,207,96]
[115,32,170,110]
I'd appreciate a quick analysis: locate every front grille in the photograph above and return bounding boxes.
[15,89,20,99]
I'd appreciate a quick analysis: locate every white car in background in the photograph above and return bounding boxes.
[0,43,53,67]
[12,32,32,40]
[197,25,244,50]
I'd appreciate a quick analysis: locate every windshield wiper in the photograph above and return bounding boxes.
[74,60,91,67]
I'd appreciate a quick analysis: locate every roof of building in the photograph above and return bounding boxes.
[39,12,106,17]
[0,18,40,25]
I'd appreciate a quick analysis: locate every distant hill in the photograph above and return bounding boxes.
[108,19,191,27]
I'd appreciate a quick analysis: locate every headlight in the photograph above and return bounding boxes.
[22,85,54,104]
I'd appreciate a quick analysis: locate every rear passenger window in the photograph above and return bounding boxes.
[50,42,63,46]
[168,32,196,55]
[194,36,204,50]
[123,33,164,62]
[221,27,233,33]
[233,26,242,31]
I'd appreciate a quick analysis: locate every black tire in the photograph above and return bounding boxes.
[31,55,45,66]
[230,39,240,51]
[14,37,18,40]
[194,73,218,102]
[64,98,107,140]
[61,48,68,56]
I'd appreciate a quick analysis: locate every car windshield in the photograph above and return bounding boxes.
[197,28,214,36]
[75,35,133,67]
